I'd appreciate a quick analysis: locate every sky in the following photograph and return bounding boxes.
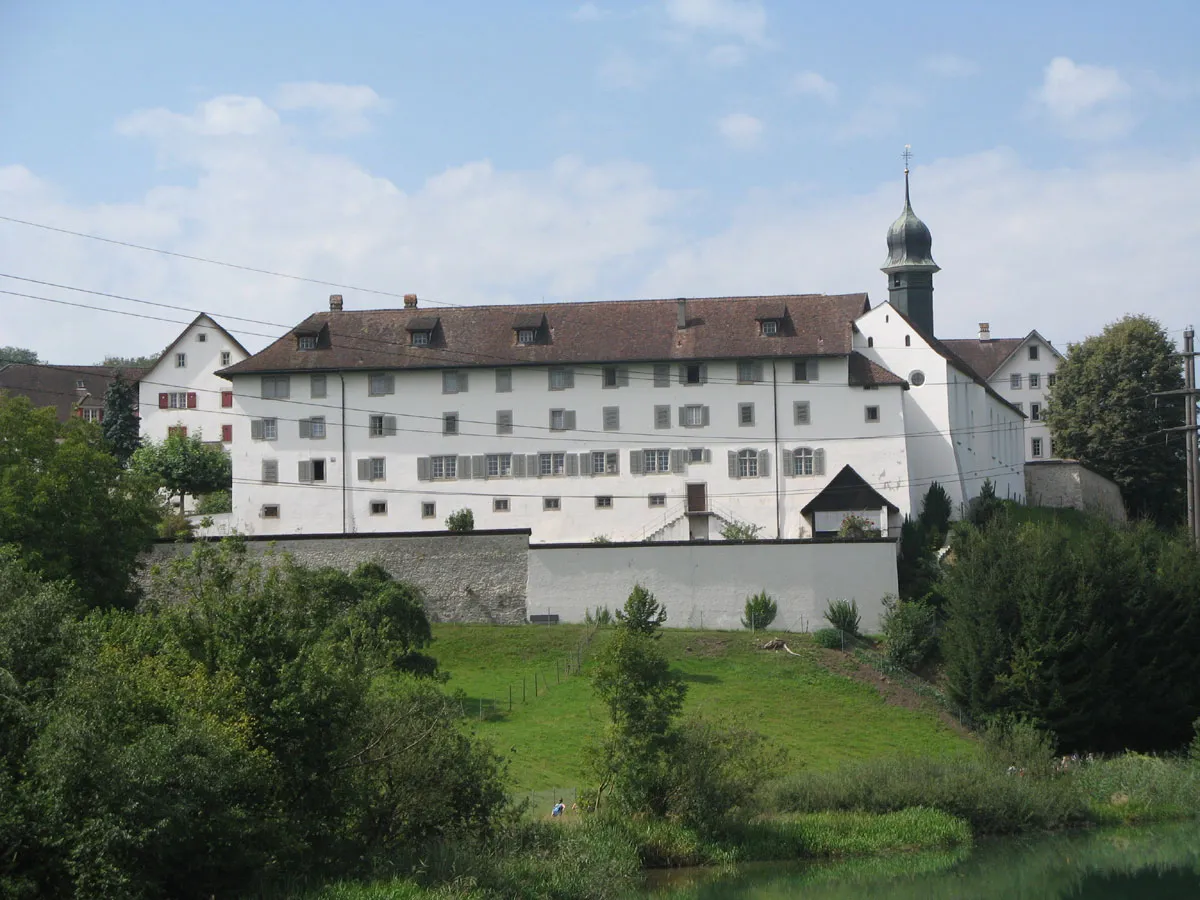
[3,0,1200,363]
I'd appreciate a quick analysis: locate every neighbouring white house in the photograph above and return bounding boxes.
[216,168,1027,540]
[942,327,1064,461]
[137,313,250,446]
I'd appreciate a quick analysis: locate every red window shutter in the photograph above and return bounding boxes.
[221,424,233,443]
[158,393,169,409]
[98,410,104,423]
[75,408,84,418]
[221,390,233,408]
[186,392,197,409]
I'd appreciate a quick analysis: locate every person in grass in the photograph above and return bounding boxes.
[551,799,565,817]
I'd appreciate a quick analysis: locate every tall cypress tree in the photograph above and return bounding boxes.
[102,371,141,466]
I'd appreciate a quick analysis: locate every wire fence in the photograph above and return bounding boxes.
[456,624,601,723]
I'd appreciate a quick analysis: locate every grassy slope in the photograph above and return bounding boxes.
[424,624,972,795]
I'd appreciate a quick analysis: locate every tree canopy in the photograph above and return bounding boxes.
[1045,315,1185,525]
[0,346,40,365]
[100,353,160,369]
[0,395,160,609]
[131,432,232,509]
[102,371,141,465]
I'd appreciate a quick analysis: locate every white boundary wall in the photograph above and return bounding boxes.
[527,540,898,633]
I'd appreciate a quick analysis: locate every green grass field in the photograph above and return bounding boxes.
[418,624,973,797]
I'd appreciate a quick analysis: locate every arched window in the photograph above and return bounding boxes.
[867,336,874,348]
[793,447,813,476]
[737,449,758,478]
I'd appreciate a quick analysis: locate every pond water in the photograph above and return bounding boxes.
[639,822,1200,899]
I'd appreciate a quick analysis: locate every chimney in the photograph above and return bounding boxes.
[978,322,990,341]
[676,298,687,330]
[404,294,418,309]
[329,294,343,312]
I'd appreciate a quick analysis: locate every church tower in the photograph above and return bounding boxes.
[881,152,939,336]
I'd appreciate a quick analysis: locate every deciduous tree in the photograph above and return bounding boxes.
[131,431,232,510]
[0,346,39,365]
[0,395,159,609]
[101,371,141,465]
[1045,315,1185,526]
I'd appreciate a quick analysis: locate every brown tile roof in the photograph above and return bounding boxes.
[848,352,906,388]
[221,293,872,376]
[939,338,1025,380]
[0,364,146,421]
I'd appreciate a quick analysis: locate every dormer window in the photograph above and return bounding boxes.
[761,320,779,336]
[298,335,317,351]
[517,329,536,345]
[405,316,440,347]
[513,313,545,345]
[412,331,431,346]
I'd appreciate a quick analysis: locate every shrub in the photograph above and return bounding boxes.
[156,509,194,541]
[824,598,861,636]
[920,482,953,542]
[591,535,612,544]
[966,478,1003,528]
[981,718,1058,776]
[614,584,666,635]
[741,591,778,630]
[585,606,613,627]
[812,628,844,650]
[720,519,762,541]
[444,508,474,532]
[837,515,880,539]
[195,490,232,515]
[880,594,937,670]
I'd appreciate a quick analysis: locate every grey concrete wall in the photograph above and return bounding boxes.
[526,540,899,633]
[141,530,531,624]
[1025,461,1126,523]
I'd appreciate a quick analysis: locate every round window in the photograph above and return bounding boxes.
[909,370,926,387]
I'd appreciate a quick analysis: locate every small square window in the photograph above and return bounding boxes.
[595,496,613,509]
[175,352,187,368]
[368,373,392,396]
[261,504,280,519]
[1030,402,1042,421]
[262,418,278,441]
[543,497,561,511]
[688,447,706,463]
[683,404,705,427]
[422,501,436,519]
[412,331,431,347]
[298,335,317,350]
[1010,373,1022,389]
[793,360,813,382]
[493,498,510,512]
[738,403,755,426]
[1031,437,1044,458]
[197,333,207,342]
[370,500,387,515]
[549,368,571,390]
[1029,373,1040,390]
[761,320,778,336]
[443,412,459,435]
[75,379,85,389]
[517,328,537,344]
[1048,373,1058,387]
[865,405,880,423]
[685,364,702,385]
[603,366,618,388]
[648,494,666,507]
[737,361,755,383]
[1029,345,1039,361]
[221,351,232,366]
[370,457,386,481]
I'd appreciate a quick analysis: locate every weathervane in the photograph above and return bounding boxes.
[902,144,913,174]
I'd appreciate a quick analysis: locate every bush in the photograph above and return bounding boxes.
[590,535,612,544]
[445,508,474,532]
[156,509,194,541]
[194,490,232,515]
[720,519,762,541]
[584,606,613,627]
[741,591,778,630]
[824,598,861,636]
[880,594,937,670]
[614,584,666,635]
[812,628,845,650]
[837,515,880,539]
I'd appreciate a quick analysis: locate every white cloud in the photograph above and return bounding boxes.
[1032,57,1133,140]
[923,54,979,78]
[664,0,765,44]
[717,112,763,149]
[707,44,746,67]
[572,2,604,21]
[118,95,281,139]
[596,51,653,89]
[0,91,680,363]
[790,71,838,104]
[275,82,387,136]
[639,150,1200,347]
[833,85,924,140]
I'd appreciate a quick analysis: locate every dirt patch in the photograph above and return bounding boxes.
[812,648,973,737]
[681,637,731,657]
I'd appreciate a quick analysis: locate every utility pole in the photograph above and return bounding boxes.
[1187,328,1199,548]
